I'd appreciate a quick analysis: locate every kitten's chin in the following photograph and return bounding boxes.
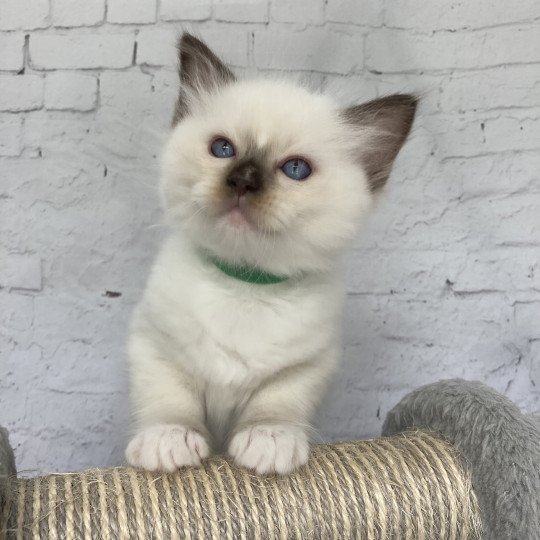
[223,207,253,229]
[215,198,262,232]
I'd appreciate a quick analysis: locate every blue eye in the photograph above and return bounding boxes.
[210,137,235,158]
[281,158,311,181]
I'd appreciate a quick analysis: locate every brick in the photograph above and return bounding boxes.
[0,291,34,332]
[482,115,540,154]
[214,0,268,23]
[151,70,179,95]
[440,66,540,112]
[1,156,108,221]
[439,152,540,199]
[489,195,540,248]
[346,249,466,297]
[159,0,211,21]
[530,341,540,386]
[151,69,180,117]
[0,33,25,71]
[356,187,529,252]
[515,302,540,340]
[320,386,401,439]
[404,193,540,252]
[52,0,105,27]
[271,0,324,24]
[30,33,134,69]
[430,113,540,157]
[0,0,49,30]
[384,0,540,30]
[107,0,156,24]
[136,27,177,66]
[32,294,108,345]
[99,71,154,113]
[0,253,42,290]
[0,114,23,156]
[97,71,174,156]
[38,341,122,394]
[0,75,43,111]
[452,249,540,294]
[22,111,96,156]
[1,345,42,392]
[345,293,516,351]
[366,26,540,72]
[326,0,383,26]
[254,28,363,72]
[45,72,98,111]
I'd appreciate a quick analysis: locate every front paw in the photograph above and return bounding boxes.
[125,424,209,472]
[228,424,309,475]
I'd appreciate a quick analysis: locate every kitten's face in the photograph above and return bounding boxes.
[161,34,417,275]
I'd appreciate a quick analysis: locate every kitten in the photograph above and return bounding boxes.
[125,33,417,474]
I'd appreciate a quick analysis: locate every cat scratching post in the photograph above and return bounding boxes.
[1,431,481,539]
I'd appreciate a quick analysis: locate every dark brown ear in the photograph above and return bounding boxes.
[342,94,418,191]
[173,33,236,125]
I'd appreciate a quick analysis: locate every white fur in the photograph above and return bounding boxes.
[125,424,209,472]
[126,77,376,474]
[229,424,309,475]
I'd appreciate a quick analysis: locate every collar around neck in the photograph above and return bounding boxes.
[207,254,289,285]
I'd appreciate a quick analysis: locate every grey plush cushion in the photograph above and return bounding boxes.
[0,427,16,510]
[383,379,540,540]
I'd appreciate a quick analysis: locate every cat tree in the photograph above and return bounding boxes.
[1,380,538,539]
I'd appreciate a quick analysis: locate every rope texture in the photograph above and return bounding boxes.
[1,431,482,539]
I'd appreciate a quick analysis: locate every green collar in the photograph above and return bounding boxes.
[208,255,288,285]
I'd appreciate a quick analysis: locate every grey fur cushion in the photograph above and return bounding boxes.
[0,427,16,509]
[383,379,540,540]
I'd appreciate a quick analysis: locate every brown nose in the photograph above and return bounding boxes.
[226,161,262,197]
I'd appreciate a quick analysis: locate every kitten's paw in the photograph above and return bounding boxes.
[125,424,209,472]
[228,424,309,475]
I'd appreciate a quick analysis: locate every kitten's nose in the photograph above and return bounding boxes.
[226,161,262,197]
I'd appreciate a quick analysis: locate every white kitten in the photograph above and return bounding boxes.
[125,33,417,474]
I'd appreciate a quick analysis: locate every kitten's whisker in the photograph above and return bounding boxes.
[171,201,205,229]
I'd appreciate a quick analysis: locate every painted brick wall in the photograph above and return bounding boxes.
[1,0,539,474]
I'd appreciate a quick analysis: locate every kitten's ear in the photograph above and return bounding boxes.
[173,33,236,124]
[342,94,418,191]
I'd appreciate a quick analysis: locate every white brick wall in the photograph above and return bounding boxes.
[365,26,540,72]
[0,33,25,71]
[0,0,539,474]
[254,27,364,72]
[44,72,98,111]
[30,33,135,69]
[214,0,268,23]
[159,0,211,22]
[0,0,49,30]
[51,0,105,28]
[0,114,23,155]
[107,0,156,24]
[0,75,43,111]
[326,0,382,26]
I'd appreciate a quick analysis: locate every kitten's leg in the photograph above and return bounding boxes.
[228,353,336,475]
[125,333,210,472]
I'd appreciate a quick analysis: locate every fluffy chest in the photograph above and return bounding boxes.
[149,265,341,386]
[185,282,337,384]
[144,239,344,386]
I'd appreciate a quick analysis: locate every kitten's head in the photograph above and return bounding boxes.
[161,33,417,275]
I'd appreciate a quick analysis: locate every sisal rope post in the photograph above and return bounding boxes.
[1,431,482,540]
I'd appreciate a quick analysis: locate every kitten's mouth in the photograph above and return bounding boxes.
[220,197,256,230]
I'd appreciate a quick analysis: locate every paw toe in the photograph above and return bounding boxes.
[126,424,209,472]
